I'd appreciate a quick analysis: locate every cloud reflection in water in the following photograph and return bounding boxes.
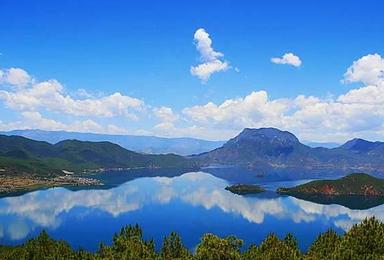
[0,171,383,242]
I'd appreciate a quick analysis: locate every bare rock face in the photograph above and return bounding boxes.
[362,185,380,196]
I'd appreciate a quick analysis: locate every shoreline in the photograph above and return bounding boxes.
[0,174,103,195]
[0,165,199,196]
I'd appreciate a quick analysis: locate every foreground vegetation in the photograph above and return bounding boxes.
[1,217,384,259]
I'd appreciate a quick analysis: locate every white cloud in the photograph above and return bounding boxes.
[21,111,66,129]
[193,28,223,62]
[190,60,229,82]
[337,83,384,104]
[0,79,144,119]
[154,122,175,131]
[152,106,180,135]
[0,67,148,135]
[0,111,127,134]
[153,121,241,141]
[183,91,289,129]
[153,106,177,122]
[75,88,94,98]
[0,68,32,87]
[271,53,302,67]
[190,28,230,82]
[343,53,384,85]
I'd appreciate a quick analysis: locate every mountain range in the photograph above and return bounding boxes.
[2,127,384,177]
[0,135,195,176]
[194,128,384,172]
[0,129,224,156]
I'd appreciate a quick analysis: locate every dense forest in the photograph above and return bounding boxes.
[1,217,383,259]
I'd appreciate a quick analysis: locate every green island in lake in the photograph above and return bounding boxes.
[225,184,265,195]
[277,173,384,209]
[277,173,384,196]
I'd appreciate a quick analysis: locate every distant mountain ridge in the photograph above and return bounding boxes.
[0,135,195,176]
[0,129,224,156]
[340,138,384,152]
[195,127,384,172]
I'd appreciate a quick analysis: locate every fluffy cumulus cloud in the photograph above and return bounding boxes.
[183,91,289,129]
[0,67,32,87]
[190,28,229,82]
[153,106,177,123]
[271,53,302,67]
[0,110,126,134]
[343,53,384,85]
[0,67,147,134]
[0,80,144,119]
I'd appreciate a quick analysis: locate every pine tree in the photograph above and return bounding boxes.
[306,229,341,259]
[195,233,243,260]
[160,232,191,259]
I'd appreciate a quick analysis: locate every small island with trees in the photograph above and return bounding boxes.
[225,184,265,195]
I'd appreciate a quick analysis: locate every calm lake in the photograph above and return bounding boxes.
[0,168,383,252]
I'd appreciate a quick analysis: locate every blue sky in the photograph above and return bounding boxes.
[0,0,383,142]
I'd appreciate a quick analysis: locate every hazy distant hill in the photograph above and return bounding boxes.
[0,130,224,156]
[195,127,384,172]
[304,141,341,149]
[0,135,195,176]
[340,138,384,152]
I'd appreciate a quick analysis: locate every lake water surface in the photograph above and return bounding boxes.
[0,168,383,252]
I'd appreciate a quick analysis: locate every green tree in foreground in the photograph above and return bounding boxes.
[306,229,341,259]
[160,232,191,259]
[2,217,384,259]
[97,224,156,259]
[334,216,384,259]
[195,234,243,260]
[243,233,301,259]
[1,230,75,260]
